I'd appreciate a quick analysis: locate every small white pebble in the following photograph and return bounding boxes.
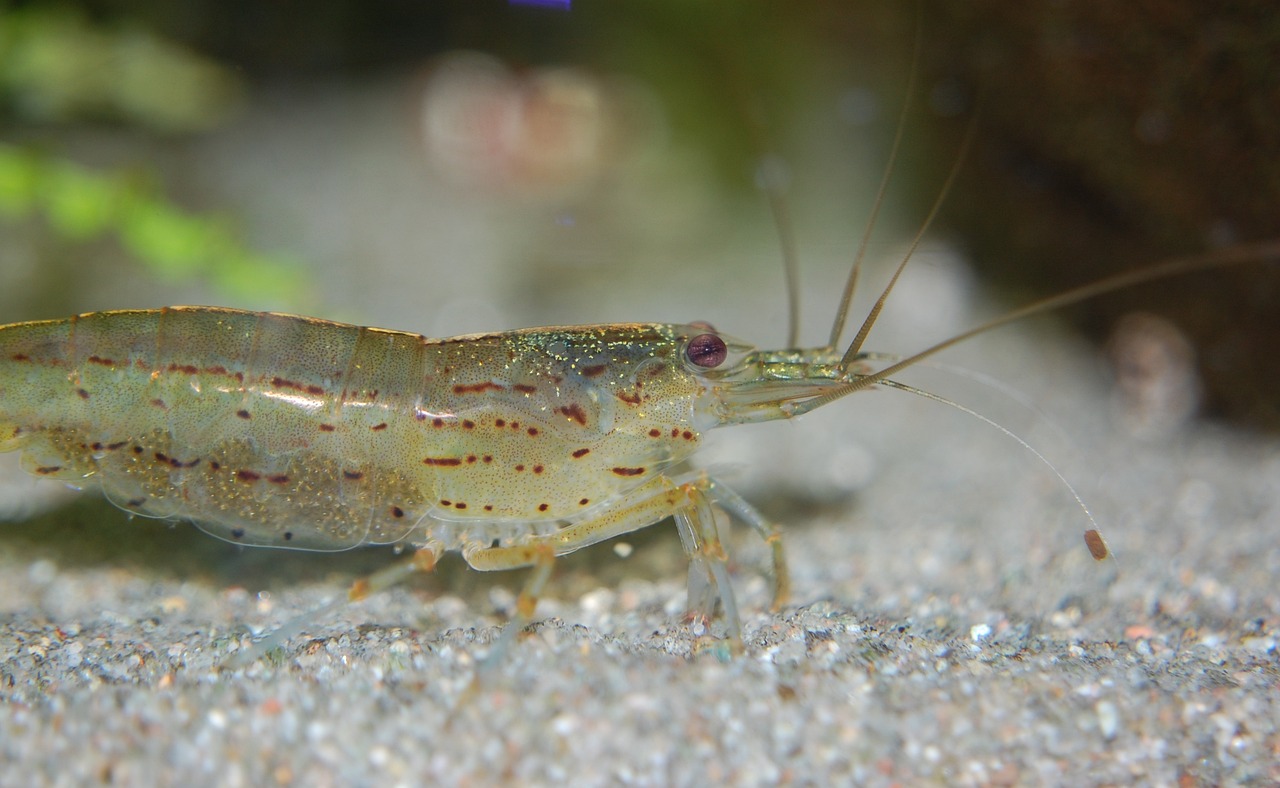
[580,587,615,615]
[207,709,228,730]
[612,541,633,558]
[26,559,57,585]
[255,591,274,614]
[552,714,577,737]
[969,623,992,643]
[1096,700,1119,740]
[1242,636,1275,654]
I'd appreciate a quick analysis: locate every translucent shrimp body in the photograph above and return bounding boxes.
[0,308,751,555]
[4,245,1275,656]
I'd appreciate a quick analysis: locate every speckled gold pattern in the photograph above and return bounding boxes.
[0,307,714,554]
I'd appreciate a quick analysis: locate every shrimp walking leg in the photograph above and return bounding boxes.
[223,542,443,668]
[674,483,744,651]
[461,475,751,648]
[460,475,693,571]
[705,477,791,611]
[471,544,557,678]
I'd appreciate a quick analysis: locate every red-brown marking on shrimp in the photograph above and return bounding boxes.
[580,364,606,378]
[423,457,462,467]
[612,467,645,477]
[513,383,537,394]
[453,382,505,395]
[558,403,588,425]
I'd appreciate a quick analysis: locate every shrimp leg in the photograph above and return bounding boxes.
[461,475,760,647]
[674,483,743,653]
[223,543,444,668]
[704,477,790,612]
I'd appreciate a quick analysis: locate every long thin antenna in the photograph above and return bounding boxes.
[840,107,981,369]
[827,11,924,350]
[788,238,1280,416]
[703,7,804,348]
[756,156,803,348]
[876,378,1099,534]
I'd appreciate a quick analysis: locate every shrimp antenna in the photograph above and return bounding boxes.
[876,377,1100,535]
[827,11,924,350]
[757,155,803,348]
[840,106,981,370]
[789,238,1280,416]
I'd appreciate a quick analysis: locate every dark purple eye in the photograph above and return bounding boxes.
[686,333,728,368]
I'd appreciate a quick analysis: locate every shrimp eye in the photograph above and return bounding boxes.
[686,333,728,368]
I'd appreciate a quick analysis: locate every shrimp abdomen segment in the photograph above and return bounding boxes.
[0,308,434,549]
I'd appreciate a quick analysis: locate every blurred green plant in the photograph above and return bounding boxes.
[0,5,309,308]
[0,5,239,132]
[0,143,307,304]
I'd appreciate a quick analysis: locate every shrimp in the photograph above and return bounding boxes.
[2,231,1277,660]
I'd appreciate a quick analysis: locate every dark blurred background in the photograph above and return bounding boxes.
[1,0,1277,429]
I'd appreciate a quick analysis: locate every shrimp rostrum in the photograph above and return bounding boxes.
[1,234,1276,656]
